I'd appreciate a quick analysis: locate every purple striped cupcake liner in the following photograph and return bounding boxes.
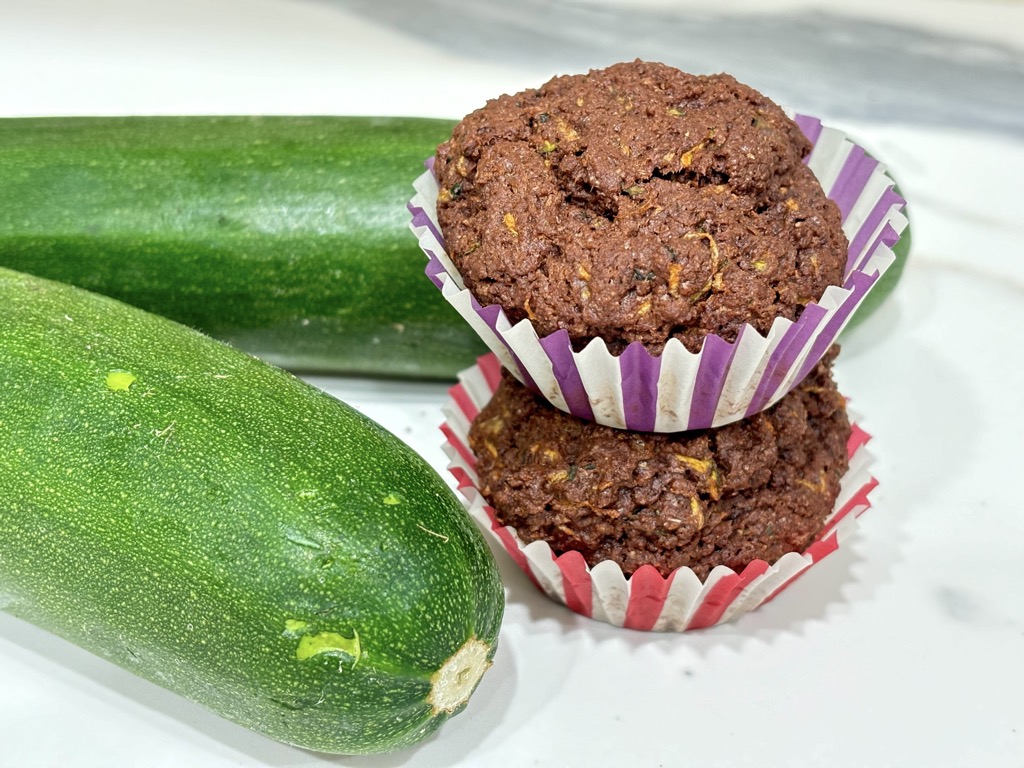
[410,116,908,432]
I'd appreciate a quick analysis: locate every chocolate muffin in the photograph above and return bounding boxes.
[468,348,850,580]
[435,60,848,354]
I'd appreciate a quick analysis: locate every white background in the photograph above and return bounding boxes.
[1,1,1023,766]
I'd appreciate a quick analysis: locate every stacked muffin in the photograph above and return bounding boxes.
[434,62,846,359]
[412,61,904,629]
[468,352,850,583]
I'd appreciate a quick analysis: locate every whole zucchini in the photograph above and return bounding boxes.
[0,116,907,380]
[0,115,485,379]
[0,266,503,754]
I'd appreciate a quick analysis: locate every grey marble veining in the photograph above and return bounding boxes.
[335,0,1024,137]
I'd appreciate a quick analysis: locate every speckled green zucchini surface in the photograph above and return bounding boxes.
[0,267,503,754]
[0,115,486,379]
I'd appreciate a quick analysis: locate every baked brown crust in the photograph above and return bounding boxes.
[435,60,848,354]
[468,349,851,580]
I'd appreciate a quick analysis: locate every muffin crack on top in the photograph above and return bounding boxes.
[435,60,849,354]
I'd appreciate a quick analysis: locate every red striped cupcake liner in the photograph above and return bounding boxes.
[442,353,877,632]
[411,115,907,433]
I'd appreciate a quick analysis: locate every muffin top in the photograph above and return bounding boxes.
[468,348,850,579]
[435,60,848,354]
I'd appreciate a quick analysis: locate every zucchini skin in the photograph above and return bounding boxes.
[0,116,907,376]
[0,115,487,379]
[0,267,503,754]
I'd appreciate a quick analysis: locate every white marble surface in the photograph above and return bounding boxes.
[1,1,1023,766]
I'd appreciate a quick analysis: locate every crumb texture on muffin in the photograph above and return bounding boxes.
[435,60,848,354]
[468,348,851,580]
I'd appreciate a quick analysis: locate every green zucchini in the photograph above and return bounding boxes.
[0,266,503,754]
[0,116,907,376]
[0,115,486,380]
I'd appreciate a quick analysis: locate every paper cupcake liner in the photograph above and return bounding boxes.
[441,353,877,632]
[410,115,907,432]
